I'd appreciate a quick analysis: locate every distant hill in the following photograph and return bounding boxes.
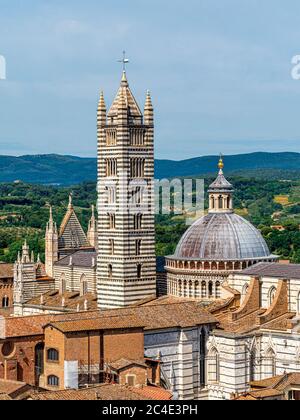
[0,152,299,185]
[155,152,300,179]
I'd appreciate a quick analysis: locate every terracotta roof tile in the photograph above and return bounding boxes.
[0,263,13,279]
[30,384,155,400]
[109,359,148,371]
[25,290,97,312]
[132,386,172,400]
[239,262,300,279]
[48,315,145,333]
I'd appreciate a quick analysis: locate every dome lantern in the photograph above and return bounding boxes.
[208,156,234,213]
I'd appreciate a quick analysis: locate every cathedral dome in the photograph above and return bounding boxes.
[173,156,276,262]
[174,212,273,261]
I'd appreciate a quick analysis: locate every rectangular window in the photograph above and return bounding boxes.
[105,158,117,177]
[109,213,116,229]
[130,129,144,146]
[130,158,145,178]
[109,239,115,255]
[134,214,142,230]
[106,129,117,146]
[135,239,142,256]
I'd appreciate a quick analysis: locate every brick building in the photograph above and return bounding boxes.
[0,263,13,310]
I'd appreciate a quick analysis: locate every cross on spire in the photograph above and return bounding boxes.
[118,50,129,72]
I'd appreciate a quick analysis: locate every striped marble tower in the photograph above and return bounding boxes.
[97,71,157,309]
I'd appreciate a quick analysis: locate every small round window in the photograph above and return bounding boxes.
[1,341,15,357]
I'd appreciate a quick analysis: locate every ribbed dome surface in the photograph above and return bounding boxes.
[174,212,272,261]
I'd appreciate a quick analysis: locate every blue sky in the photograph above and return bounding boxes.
[0,0,300,159]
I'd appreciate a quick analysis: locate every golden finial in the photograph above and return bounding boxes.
[218,153,224,170]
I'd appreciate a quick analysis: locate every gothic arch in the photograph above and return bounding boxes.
[268,286,277,306]
[207,347,220,383]
[242,283,249,303]
[215,281,221,298]
[59,274,66,294]
[80,274,88,296]
[264,347,276,377]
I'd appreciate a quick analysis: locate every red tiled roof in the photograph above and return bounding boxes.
[132,386,172,400]
[30,384,159,401]
[0,263,13,279]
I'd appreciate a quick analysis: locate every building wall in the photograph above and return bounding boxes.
[103,329,144,362]
[43,327,65,389]
[0,280,13,308]
[42,326,145,390]
[206,329,300,400]
[53,265,96,295]
[229,273,300,313]
[118,365,147,386]
[0,335,44,385]
[144,326,211,400]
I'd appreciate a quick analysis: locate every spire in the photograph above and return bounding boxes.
[91,204,95,221]
[68,193,73,209]
[87,204,98,249]
[49,206,53,222]
[97,91,106,126]
[21,240,30,263]
[47,206,55,232]
[107,69,142,120]
[121,70,128,87]
[144,90,154,125]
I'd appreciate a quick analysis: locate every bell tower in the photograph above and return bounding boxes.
[97,67,157,309]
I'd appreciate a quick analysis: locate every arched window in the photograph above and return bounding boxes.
[249,350,256,382]
[195,281,199,298]
[210,196,215,209]
[178,280,182,297]
[108,264,113,278]
[227,196,231,209]
[80,274,88,296]
[208,281,213,298]
[265,348,276,377]
[137,264,142,279]
[47,348,59,362]
[207,347,220,383]
[215,282,221,298]
[218,195,223,209]
[201,281,206,298]
[242,283,249,303]
[2,296,9,308]
[59,274,66,294]
[183,281,187,297]
[189,281,193,298]
[268,287,277,306]
[47,375,59,387]
[35,343,44,386]
[200,329,206,387]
